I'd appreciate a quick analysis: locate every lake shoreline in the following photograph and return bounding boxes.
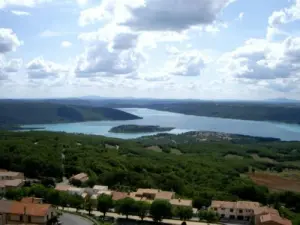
[19,108,300,141]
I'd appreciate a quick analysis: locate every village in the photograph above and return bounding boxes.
[0,169,292,225]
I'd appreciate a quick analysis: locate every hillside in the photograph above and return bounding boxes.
[0,101,141,128]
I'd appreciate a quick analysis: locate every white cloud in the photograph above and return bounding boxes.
[76,27,144,78]
[164,49,210,76]
[0,28,22,54]
[219,36,300,80]
[11,10,31,16]
[61,41,72,48]
[238,12,244,21]
[79,0,236,31]
[0,0,47,9]
[0,57,22,81]
[26,57,67,79]
[76,0,87,6]
[40,30,62,37]
[268,0,300,27]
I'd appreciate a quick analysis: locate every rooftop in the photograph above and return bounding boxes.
[136,188,159,195]
[254,206,279,216]
[21,197,43,204]
[4,179,24,187]
[55,184,71,191]
[112,191,129,201]
[0,200,51,217]
[259,213,292,225]
[71,173,88,181]
[211,200,260,209]
[93,185,108,191]
[170,199,192,207]
[0,171,22,177]
[155,191,174,200]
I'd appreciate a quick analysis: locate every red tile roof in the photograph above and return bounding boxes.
[0,200,51,217]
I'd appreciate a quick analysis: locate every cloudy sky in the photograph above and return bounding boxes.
[1,0,300,99]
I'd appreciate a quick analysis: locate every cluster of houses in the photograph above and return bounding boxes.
[0,170,25,195]
[211,200,292,225]
[0,171,293,225]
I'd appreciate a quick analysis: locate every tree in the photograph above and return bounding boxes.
[85,196,93,216]
[97,194,113,218]
[5,188,24,200]
[115,197,136,219]
[198,210,219,223]
[69,178,82,187]
[69,195,84,212]
[150,199,172,222]
[135,201,150,221]
[46,189,61,206]
[174,206,193,221]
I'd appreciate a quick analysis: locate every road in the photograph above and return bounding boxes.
[60,213,93,225]
[60,207,216,225]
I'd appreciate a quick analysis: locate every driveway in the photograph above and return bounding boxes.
[59,213,93,225]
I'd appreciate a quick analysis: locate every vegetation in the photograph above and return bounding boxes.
[109,124,174,133]
[125,101,300,124]
[150,200,172,222]
[198,210,220,223]
[97,194,114,217]
[1,130,300,222]
[0,101,141,129]
[173,206,193,221]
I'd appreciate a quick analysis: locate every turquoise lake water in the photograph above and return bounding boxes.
[22,108,300,141]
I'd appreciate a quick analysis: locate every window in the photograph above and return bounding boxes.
[221,208,225,210]
[230,208,234,212]
[239,209,243,213]
[28,216,31,223]
[20,215,23,222]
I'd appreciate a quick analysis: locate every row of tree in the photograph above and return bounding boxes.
[3,184,219,223]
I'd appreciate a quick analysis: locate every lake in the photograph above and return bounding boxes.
[22,108,300,141]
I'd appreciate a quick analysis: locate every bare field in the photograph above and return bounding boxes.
[249,172,300,193]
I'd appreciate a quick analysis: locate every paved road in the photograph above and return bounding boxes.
[61,207,216,225]
[60,213,93,225]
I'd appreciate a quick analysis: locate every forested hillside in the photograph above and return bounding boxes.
[0,101,141,129]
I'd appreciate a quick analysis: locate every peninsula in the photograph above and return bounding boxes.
[109,124,174,133]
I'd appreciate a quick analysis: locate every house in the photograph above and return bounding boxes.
[210,200,260,220]
[0,179,24,194]
[255,213,292,225]
[69,173,88,183]
[0,171,24,181]
[170,199,192,207]
[0,200,56,225]
[210,200,292,225]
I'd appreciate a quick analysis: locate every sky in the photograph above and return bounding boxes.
[0,0,300,100]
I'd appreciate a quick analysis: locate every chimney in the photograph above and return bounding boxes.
[179,198,181,202]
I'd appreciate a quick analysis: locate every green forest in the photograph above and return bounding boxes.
[0,101,140,129]
[1,131,300,223]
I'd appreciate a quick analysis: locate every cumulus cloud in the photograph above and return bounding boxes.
[76,0,87,6]
[61,41,72,48]
[0,28,22,54]
[0,57,22,81]
[219,37,300,80]
[26,57,67,79]
[164,49,210,76]
[268,0,300,27]
[79,0,235,31]
[11,10,31,16]
[76,27,144,78]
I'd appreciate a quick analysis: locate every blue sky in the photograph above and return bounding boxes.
[1,0,300,99]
